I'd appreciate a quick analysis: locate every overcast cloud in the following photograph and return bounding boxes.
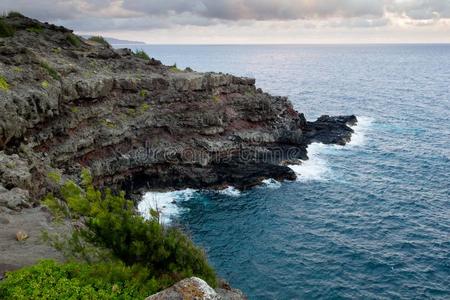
[1,0,449,43]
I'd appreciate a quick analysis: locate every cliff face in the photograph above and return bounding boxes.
[0,14,356,207]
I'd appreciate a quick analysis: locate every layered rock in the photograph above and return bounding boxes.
[0,14,356,200]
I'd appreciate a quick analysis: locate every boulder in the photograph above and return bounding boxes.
[146,277,220,300]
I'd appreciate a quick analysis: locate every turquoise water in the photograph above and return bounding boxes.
[133,45,450,299]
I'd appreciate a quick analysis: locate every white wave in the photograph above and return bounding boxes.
[347,116,374,147]
[138,189,196,224]
[261,178,282,189]
[288,143,329,182]
[289,116,373,181]
[218,186,241,197]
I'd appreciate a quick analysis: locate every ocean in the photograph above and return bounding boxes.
[131,44,450,299]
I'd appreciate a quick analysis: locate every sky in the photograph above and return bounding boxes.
[1,0,450,44]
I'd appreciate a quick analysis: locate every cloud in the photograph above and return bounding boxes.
[1,0,450,34]
[386,0,450,20]
[122,0,386,20]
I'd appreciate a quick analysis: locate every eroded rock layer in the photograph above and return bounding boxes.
[0,14,356,205]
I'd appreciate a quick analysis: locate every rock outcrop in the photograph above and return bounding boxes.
[146,277,246,300]
[0,14,356,201]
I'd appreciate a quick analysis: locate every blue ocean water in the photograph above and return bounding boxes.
[134,45,450,299]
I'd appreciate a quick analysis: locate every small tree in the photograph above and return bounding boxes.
[43,169,217,287]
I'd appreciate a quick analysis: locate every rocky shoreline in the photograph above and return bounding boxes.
[0,14,356,298]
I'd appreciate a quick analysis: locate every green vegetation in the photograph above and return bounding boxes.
[0,19,15,38]
[26,25,44,34]
[52,47,62,54]
[2,169,217,299]
[12,66,23,73]
[139,89,148,98]
[70,106,80,113]
[88,36,110,47]
[212,95,220,103]
[134,50,150,60]
[41,80,49,89]
[0,76,9,91]
[140,103,150,112]
[47,171,62,184]
[40,62,60,80]
[169,64,181,72]
[67,33,81,47]
[101,118,116,128]
[7,11,23,18]
[0,260,159,299]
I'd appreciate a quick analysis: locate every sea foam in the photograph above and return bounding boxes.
[261,178,282,189]
[289,116,373,181]
[138,189,196,224]
[218,186,242,197]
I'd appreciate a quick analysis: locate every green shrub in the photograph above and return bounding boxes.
[44,169,217,287]
[26,25,43,34]
[47,171,62,184]
[88,36,110,47]
[212,95,220,103]
[7,11,23,18]
[40,62,60,80]
[67,33,81,47]
[139,89,148,97]
[140,103,150,112]
[0,260,160,300]
[134,50,150,60]
[0,76,9,91]
[0,19,14,38]
[169,64,181,72]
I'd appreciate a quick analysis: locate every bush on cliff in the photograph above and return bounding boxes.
[88,35,110,47]
[0,19,15,38]
[0,259,159,299]
[2,168,215,299]
[134,49,150,60]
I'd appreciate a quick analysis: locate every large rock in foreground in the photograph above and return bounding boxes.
[146,277,246,300]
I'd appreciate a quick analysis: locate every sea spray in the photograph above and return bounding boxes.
[218,186,242,197]
[289,116,373,181]
[139,189,196,224]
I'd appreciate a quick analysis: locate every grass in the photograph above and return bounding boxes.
[134,50,150,60]
[40,62,61,80]
[139,89,148,98]
[52,47,62,54]
[101,119,116,129]
[26,25,43,34]
[7,11,23,18]
[0,19,15,38]
[212,95,220,103]
[88,36,110,47]
[140,103,150,112]
[67,33,81,47]
[169,64,181,72]
[0,76,9,91]
[47,171,62,184]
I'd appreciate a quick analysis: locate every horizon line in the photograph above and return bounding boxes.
[111,42,450,46]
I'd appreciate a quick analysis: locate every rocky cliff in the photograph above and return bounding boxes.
[0,14,356,296]
[0,14,356,206]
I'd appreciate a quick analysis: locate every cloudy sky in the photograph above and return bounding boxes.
[1,0,450,43]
